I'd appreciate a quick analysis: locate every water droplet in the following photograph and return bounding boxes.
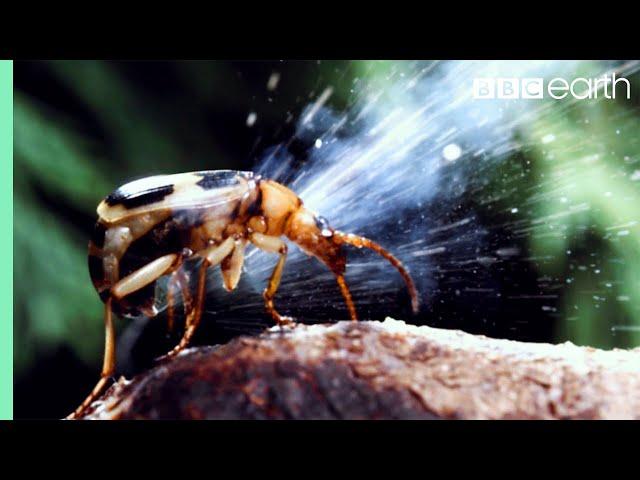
[442,143,462,161]
[267,72,280,91]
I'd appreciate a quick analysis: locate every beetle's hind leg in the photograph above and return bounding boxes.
[66,298,116,419]
[250,233,294,327]
[67,253,180,419]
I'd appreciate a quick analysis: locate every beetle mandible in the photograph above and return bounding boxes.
[68,170,419,419]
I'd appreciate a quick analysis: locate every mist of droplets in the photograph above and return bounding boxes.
[195,60,640,344]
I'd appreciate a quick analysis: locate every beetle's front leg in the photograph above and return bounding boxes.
[250,233,294,327]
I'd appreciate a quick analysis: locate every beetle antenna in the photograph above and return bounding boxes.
[335,273,358,321]
[333,232,419,314]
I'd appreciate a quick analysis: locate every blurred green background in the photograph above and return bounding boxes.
[13,60,640,418]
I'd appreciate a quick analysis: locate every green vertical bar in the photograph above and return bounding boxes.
[0,60,12,420]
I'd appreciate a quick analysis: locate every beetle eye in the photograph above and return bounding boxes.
[315,215,333,237]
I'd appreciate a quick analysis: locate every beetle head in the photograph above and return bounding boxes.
[285,207,346,275]
[285,206,419,316]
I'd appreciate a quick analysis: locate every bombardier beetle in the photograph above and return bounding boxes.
[68,170,419,419]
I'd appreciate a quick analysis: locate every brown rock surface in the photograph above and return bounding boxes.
[80,318,640,420]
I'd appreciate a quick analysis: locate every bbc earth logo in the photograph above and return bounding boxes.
[473,74,631,100]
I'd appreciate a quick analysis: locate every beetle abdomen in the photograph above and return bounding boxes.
[89,170,264,318]
[89,213,194,317]
[88,205,249,317]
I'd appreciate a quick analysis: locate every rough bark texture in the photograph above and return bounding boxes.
[80,318,640,420]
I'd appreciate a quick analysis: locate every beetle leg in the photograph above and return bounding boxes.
[166,272,183,334]
[166,259,185,334]
[221,238,247,291]
[165,237,235,357]
[166,268,192,334]
[202,236,236,266]
[68,253,183,419]
[165,259,209,357]
[250,233,293,326]
[66,298,115,419]
[179,271,193,313]
[166,278,176,333]
[111,253,179,300]
[167,265,189,333]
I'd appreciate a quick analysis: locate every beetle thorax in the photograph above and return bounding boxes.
[259,180,303,236]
